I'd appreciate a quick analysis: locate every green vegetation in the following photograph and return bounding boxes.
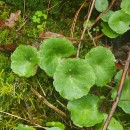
[0,0,130,130]
[97,0,130,38]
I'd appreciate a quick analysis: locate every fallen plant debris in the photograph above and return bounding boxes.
[0,10,21,29]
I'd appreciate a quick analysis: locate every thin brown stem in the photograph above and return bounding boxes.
[31,87,67,118]
[89,0,116,30]
[80,0,96,39]
[76,0,96,57]
[0,110,47,129]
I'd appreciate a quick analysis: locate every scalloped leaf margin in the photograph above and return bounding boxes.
[53,58,95,100]
[95,0,109,12]
[121,0,130,15]
[67,93,104,127]
[108,10,130,34]
[11,45,40,77]
[39,38,75,77]
[85,46,116,86]
[101,21,120,38]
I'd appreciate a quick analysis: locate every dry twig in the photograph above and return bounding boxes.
[77,0,96,57]
[88,0,116,30]
[0,110,47,129]
[31,87,67,118]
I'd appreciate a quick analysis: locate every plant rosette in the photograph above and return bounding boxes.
[11,45,40,77]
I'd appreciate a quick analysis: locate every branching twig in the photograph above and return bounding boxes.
[30,87,67,118]
[87,29,96,46]
[36,78,46,96]
[76,0,96,57]
[102,50,130,130]
[86,0,116,47]
[46,1,60,11]
[80,0,96,40]
[88,0,116,30]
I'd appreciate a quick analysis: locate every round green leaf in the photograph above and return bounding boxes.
[46,122,65,130]
[101,10,114,22]
[83,20,93,29]
[18,124,35,130]
[11,45,39,77]
[95,0,109,12]
[53,58,95,100]
[95,113,124,130]
[48,127,62,130]
[85,46,116,86]
[111,70,130,114]
[121,0,130,15]
[108,10,130,34]
[67,93,104,127]
[101,21,120,38]
[39,38,75,76]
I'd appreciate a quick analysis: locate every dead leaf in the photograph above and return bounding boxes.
[39,31,64,38]
[0,20,5,27]
[39,31,78,46]
[0,41,40,52]
[115,62,130,76]
[0,44,18,52]
[25,41,40,49]
[5,10,21,28]
[39,31,64,42]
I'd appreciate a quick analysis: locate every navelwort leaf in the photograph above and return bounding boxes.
[47,127,62,130]
[111,70,130,114]
[53,58,95,100]
[11,45,40,77]
[108,10,130,34]
[101,22,120,38]
[85,46,116,86]
[121,0,130,15]
[95,113,124,130]
[39,38,75,76]
[46,122,65,130]
[67,93,103,127]
[101,10,114,22]
[18,124,36,130]
[95,0,109,12]
[83,20,93,29]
